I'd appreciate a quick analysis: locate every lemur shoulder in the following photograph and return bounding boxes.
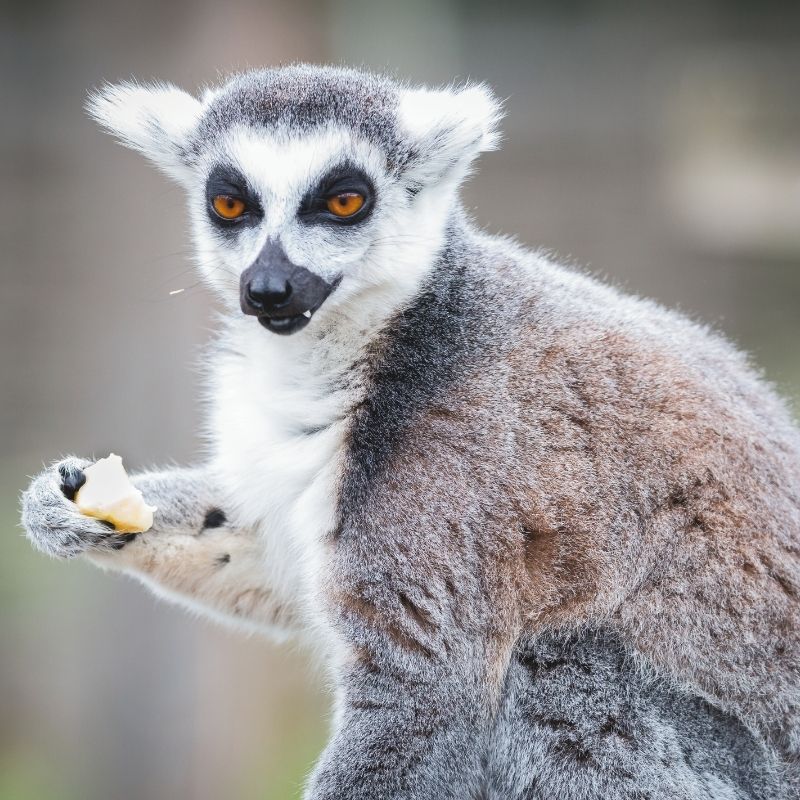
[22,65,800,799]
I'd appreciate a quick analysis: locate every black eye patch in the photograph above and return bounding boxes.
[205,165,262,229]
[299,163,375,226]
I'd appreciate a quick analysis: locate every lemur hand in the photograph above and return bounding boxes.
[21,457,130,558]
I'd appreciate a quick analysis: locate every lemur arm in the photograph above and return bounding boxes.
[22,458,296,637]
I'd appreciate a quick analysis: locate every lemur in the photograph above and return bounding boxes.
[21,65,800,798]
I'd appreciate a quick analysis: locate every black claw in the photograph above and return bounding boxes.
[59,464,86,501]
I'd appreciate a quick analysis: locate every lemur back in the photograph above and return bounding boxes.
[22,65,800,798]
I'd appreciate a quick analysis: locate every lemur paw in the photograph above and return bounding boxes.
[21,457,131,559]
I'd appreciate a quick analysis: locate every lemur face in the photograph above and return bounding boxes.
[188,124,402,335]
[88,65,501,335]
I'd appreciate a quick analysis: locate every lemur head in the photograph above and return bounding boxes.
[88,65,501,335]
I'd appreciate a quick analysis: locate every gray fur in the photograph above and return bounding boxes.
[486,628,785,799]
[22,65,800,798]
[192,65,406,164]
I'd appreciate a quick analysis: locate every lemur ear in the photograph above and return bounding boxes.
[397,83,503,189]
[86,81,203,180]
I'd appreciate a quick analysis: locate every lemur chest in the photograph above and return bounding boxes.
[209,331,362,585]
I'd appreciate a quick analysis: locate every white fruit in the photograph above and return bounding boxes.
[75,454,156,533]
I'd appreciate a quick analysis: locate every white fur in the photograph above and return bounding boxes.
[397,84,503,185]
[86,82,203,181]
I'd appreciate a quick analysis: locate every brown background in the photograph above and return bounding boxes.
[1,2,799,798]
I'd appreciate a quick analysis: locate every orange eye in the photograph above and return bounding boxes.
[212,195,246,220]
[326,192,365,218]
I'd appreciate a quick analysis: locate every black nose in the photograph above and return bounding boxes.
[244,274,292,313]
[239,239,339,335]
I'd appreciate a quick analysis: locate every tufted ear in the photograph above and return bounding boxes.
[397,83,503,190]
[86,81,203,181]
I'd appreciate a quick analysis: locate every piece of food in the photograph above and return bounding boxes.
[74,454,156,533]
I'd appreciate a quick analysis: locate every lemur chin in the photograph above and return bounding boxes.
[21,65,800,799]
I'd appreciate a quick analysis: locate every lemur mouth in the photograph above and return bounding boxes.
[239,245,341,336]
[257,310,314,336]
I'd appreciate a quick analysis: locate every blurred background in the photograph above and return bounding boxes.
[2,1,799,798]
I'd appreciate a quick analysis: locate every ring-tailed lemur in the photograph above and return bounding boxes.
[21,65,800,798]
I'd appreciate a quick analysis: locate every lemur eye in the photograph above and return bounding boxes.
[212,195,246,220]
[326,192,365,218]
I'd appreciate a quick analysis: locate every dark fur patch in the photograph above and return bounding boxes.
[338,226,495,522]
[215,553,231,567]
[202,508,227,530]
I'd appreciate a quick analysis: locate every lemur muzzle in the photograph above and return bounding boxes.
[240,240,337,335]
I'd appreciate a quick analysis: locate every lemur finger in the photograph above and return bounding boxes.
[94,516,131,546]
[107,530,138,550]
[58,459,88,501]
